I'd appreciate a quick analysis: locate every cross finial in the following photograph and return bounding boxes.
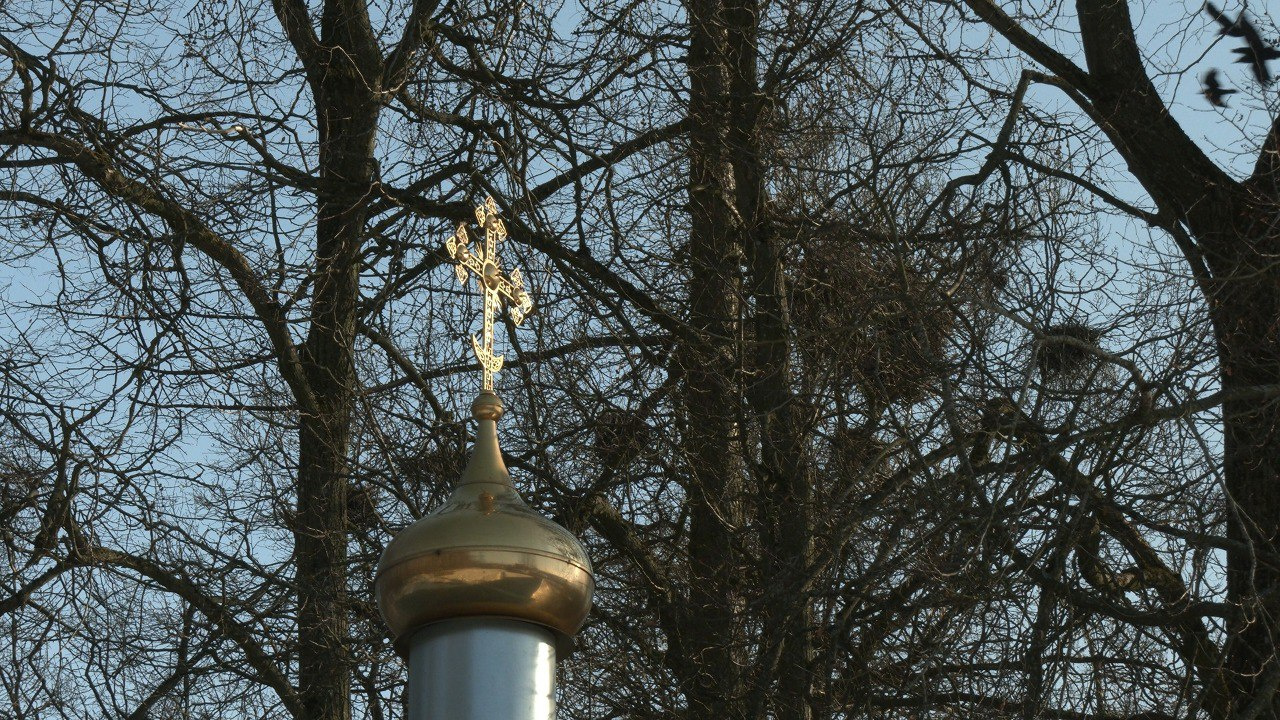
[444,196,534,392]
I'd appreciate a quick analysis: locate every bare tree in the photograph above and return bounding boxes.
[0,0,654,717]
[2,0,1270,718]
[929,1,1280,716]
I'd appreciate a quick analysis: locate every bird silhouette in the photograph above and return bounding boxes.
[1205,2,1278,84]
[1205,1,1245,37]
[1233,45,1280,62]
[1202,69,1238,107]
[1232,41,1280,84]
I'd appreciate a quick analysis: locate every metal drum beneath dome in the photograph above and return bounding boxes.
[407,618,556,720]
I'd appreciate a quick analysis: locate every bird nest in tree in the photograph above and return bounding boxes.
[829,425,891,490]
[789,228,954,407]
[594,407,650,466]
[1035,321,1104,378]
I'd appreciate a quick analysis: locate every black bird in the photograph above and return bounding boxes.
[1207,3,1278,84]
[1233,45,1280,61]
[1205,1,1246,37]
[1202,69,1238,107]
[1233,42,1280,84]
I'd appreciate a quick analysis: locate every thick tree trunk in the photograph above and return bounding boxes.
[294,11,382,719]
[1208,220,1280,720]
[744,225,816,720]
[683,1,816,717]
[720,0,816,717]
[681,0,748,715]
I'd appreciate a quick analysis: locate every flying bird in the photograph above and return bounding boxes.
[1205,3,1278,84]
[1232,42,1280,84]
[1233,45,1280,62]
[1205,1,1245,37]
[1202,69,1238,106]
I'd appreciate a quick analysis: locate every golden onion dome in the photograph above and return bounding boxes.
[375,391,593,653]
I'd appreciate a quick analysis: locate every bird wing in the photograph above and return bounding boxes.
[1236,49,1273,84]
[1205,1,1243,36]
[1238,12,1265,49]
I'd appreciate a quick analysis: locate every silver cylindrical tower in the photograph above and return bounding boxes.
[376,391,594,720]
[407,619,556,720]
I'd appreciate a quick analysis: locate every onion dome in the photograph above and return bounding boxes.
[376,391,594,654]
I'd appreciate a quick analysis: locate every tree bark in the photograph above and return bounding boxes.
[293,3,383,718]
[681,0,749,714]
[1210,231,1280,720]
[720,0,816,717]
[682,2,817,716]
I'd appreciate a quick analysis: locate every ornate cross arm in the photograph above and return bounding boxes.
[445,197,535,391]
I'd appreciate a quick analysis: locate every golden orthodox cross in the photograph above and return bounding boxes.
[445,197,534,391]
